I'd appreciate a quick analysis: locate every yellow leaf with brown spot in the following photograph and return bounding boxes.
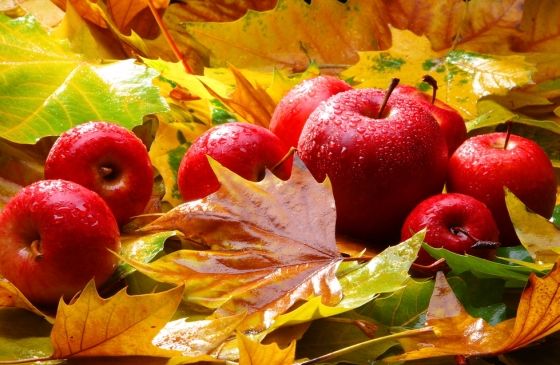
[50,282,183,358]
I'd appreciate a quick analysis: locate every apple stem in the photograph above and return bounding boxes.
[450,227,500,250]
[422,75,438,104]
[378,78,400,118]
[30,239,43,261]
[271,147,296,174]
[503,121,513,149]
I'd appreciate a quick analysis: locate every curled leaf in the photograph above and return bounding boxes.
[506,188,560,264]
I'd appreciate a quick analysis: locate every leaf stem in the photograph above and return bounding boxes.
[145,0,193,74]
[299,327,434,364]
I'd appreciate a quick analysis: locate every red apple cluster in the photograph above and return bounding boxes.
[269,75,557,268]
[0,121,154,306]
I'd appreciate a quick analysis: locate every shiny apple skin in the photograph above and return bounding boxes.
[270,76,352,148]
[298,88,448,243]
[44,121,153,225]
[401,193,499,265]
[394,85,466,156]
[0,180,120,306]
[447,132,557,246]
[178,123,292,202]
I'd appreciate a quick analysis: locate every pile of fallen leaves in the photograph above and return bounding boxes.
[1,0,560,364]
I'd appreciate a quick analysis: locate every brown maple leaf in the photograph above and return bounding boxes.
[123,157,343,332]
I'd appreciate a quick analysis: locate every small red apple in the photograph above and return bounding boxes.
[178,122,293,202]
[44,121,154,225]
[0,179,120,306]
[394,83,466,156]
[298,84,448,242]
[447,132,557,245]
[401,193,500,266]
[269,75,352,148]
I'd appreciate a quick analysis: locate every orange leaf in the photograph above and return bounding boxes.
[165,0,277,22]
[202,66,276,127]
[126,158,343,331]
[50,282,183,358]
[516,0,560,52]
[390,260,560,361]
[387,0,524,52]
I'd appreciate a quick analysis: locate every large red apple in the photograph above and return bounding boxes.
[44,121,154,225]
[0,179,120,306]
[269,76,352,148]
[298,87,448,242]
[394,84,466,156]
[447,132,557,245]
[401,193,500,266]
[178,122,292,202]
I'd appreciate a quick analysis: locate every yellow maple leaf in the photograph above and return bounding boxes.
[238,332,295,365]
[50,281,183,358]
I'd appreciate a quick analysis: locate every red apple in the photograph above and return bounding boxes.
[394,84,466,156]
[447,132,557,245]
[44,121,154,225]
[298,86,448,242]
[178,122,292,202]
[269,75,352,148]
[401,193,500,266]
[0,179,120,306]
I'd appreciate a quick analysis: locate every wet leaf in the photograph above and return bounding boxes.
[506,189,560,264]
[468,100,560,134]
[390,260,560,361]
[124,158,342,331]
[423,243,537,286]
[154,312,245,358]
[341,28,534,118]
[115,230,181,280]
[268,233,423,332]
[238,332,295,365]
[51,282,183,358]
[0,14,168,144]
[0,278,53,323]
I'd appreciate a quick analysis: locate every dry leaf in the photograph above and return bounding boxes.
[51,281,183,358]
[238,332,295,365]
[125,158,343,331]
[202,66,276,127]
[165,0,277,23]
